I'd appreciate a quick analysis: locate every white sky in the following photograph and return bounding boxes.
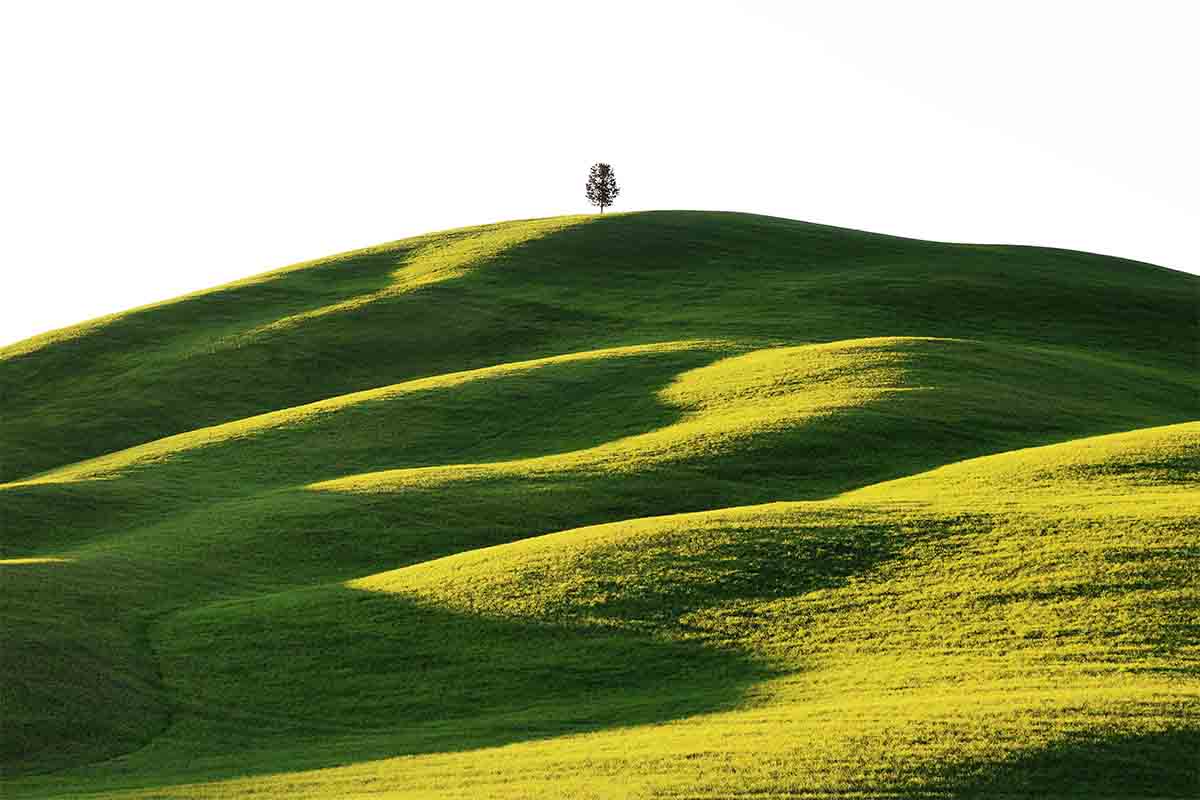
[2,1,1197,346]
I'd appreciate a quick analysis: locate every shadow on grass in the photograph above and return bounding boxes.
[37,586,777,795]
[0,560,169,778]
[12,498,920,795]
[0,480,158,557]
[1,244,421,481]
[953,727,1200,798]
[0,344,726,554]
[494,211,1195,369]
[1,218,625,483]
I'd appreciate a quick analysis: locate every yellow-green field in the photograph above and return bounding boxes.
[2,212,1196,797]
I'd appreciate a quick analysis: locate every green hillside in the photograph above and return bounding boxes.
[1,211,1196,798]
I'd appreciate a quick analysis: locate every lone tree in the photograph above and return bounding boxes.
[585,162,620,213]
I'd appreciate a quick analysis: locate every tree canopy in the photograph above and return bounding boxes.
[585,163,620,213]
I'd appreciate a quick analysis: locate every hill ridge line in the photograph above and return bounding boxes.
[3,339,733,486]
[342,419,1199,589]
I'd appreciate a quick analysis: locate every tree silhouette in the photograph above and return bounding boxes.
[585,163,620,213]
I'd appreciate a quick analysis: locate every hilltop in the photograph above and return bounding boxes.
[2,212,1196,798]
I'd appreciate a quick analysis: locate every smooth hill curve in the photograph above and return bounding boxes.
[2,212,1196,799]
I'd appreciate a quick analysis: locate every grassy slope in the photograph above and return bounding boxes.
[1,212,1196,798]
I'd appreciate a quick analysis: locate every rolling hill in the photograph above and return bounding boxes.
[1,211,1196,798]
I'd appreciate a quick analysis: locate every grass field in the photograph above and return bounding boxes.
[1,211,1196,798]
